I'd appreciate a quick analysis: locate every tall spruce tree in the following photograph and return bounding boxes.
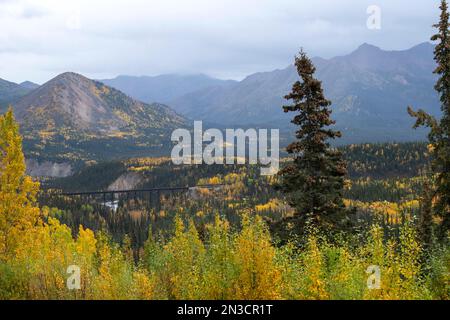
[408,0,450,240]
[418,181,434,253]
[278,50,348,232]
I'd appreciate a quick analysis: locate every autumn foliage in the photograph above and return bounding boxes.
[0,109,449,300]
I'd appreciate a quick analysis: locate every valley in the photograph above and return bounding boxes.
[0,32,448,300]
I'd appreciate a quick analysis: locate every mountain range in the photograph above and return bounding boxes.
[0,42,441,175]
[14,72,184,134]
[7,72,187,171]
[100,74,236,105]
[0,78,35,110]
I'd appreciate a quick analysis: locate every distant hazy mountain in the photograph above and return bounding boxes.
[14,72,187,164]
[100,74,237,104]
[169,42,439,143]
[19,81,40,90]
[0,78,33,111]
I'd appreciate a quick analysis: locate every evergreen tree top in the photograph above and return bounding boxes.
[282,50,341,153]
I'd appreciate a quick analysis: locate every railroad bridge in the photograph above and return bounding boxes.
[60,184,223,211]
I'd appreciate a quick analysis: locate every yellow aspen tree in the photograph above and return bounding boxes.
[298,235,329,300]
[162,216,205,299]
[0,108,40,260]
[233,215,282,300]
[202,215,236,299]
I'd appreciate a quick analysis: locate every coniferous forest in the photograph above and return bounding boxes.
[0,1,449,302]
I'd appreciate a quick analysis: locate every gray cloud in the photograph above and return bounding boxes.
[0,0,440,84]
[20,6,48,19]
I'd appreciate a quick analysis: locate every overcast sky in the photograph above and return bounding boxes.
[0,0,440,84]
